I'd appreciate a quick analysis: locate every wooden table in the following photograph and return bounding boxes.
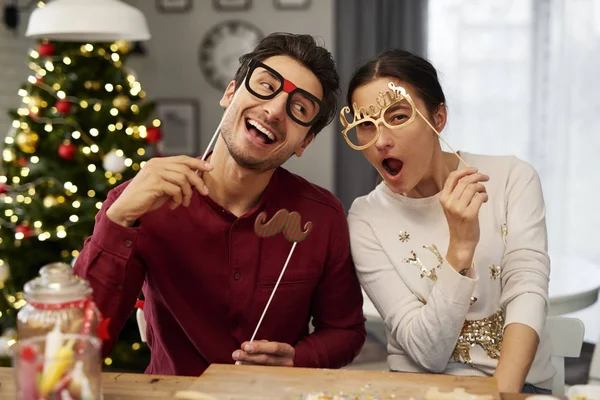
[0,364,554,400]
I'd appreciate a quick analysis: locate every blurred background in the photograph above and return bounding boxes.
[0,0,599,386]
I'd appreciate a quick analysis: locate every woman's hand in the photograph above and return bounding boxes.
[439,167,489,274]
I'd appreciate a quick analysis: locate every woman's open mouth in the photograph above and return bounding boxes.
[382,157,403,177]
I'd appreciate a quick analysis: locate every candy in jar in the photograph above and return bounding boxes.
[17,262,100,340]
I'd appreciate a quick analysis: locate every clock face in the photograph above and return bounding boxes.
[199,20,263,91]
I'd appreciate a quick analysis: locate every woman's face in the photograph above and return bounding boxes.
[349,78,445,194]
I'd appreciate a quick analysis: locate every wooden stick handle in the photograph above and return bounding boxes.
[416,109,469,167]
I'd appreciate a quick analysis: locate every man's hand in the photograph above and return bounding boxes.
[106,155,212,227]
[232,340,295,367]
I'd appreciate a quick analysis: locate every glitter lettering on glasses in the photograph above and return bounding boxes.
[340,82,428,150]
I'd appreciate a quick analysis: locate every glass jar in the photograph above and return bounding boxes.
[17,262,100,340]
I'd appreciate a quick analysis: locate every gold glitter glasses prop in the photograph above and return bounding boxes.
[340,82,468,166]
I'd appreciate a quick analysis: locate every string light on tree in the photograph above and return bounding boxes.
[112,95,130,112]
[0,260,9,285]
[0,329,17,358]
[43,194,58,208]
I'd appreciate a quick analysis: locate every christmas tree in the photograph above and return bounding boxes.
[0,39,160,371]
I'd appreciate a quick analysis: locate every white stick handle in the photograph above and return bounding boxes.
[249,241,297,343]
[200,78,245,162]
[235,241,298,366]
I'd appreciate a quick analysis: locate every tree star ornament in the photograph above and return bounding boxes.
[237,209,313,364]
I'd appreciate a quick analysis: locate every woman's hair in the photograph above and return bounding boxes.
[346,49,446,116]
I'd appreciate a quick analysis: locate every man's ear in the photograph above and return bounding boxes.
[294,133,315,157]
[219,81,237,109]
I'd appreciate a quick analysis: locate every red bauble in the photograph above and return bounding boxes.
[38,42,55,57]
[145,127,162,144]
[15,224,33,238]
[0,184,9,194]
[56,100,72,115]
[58,142,77,160]
[18,158,27,166]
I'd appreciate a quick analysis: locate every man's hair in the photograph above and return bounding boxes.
[234,32,339,137]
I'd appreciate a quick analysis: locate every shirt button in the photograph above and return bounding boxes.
[234,272,241,280]
[123,239,133,248]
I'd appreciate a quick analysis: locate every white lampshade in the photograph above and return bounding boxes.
[26,0,151,42]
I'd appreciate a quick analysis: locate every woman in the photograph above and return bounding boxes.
[343,49,553,394]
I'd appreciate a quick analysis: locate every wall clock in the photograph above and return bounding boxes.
[199,20,263,91]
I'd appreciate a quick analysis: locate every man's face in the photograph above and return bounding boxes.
[218,55,324,172]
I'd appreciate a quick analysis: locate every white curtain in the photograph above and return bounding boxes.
[428,0,600,341]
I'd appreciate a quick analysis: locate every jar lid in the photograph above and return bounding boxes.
[23,262,92,303]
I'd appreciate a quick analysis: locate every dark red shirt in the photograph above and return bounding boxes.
[74,167,366,376]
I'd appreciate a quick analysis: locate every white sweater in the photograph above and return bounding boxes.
[348,152,554,389]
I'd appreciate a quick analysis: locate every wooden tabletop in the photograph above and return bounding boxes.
[0,364,550,400]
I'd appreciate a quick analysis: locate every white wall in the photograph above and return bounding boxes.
[126,0,336,191]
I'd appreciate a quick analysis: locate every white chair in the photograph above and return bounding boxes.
[548,316,585,395]
[136,308,147,343]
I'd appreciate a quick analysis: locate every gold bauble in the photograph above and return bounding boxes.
[114,40,130,54]
[112,95,131,112]
[84,81,93,90]
[43,194,58,208]
[16,131,39,154]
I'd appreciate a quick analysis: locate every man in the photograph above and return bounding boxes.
[74,32,366,376]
